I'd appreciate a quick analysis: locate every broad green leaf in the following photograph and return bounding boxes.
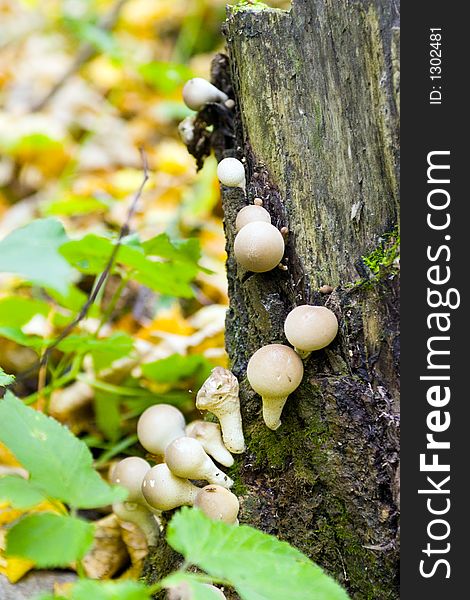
[167,508,350,600]
[0,393,126,508]
[0,218,74,294]
[0,326,46,349]
[0,367,15,387]
[68,579,153,600]
[6,513,94,567]
[162,572,227,600]
[46,284,93,314]
[0,297,50,328]
[58,332,134,372]
[139,61,195,94]
[142,233,201,264]
[0,475,47,508]
[60,234,115,274]
[44,195,111,216]
[142,354,212,384]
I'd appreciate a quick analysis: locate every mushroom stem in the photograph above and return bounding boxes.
[295,348,312,360]
[113,501,160,546]
[262,396,288,430]
[218,410,245,453]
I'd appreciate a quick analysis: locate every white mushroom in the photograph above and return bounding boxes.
[235,205,271,231]
[141,464,199,511]
[182,78,228,111]
[195,484,239,525]
[137,404,186,456]
[186,420,234,467]
[217,157,246,192]
[112,501,160,546]
[178,115,196,145]
[284,305,339,358]
[110,456,151,504]
[247,344,304,430]
[233,222,285,272]
[165,437,233,488]
[196,367,245,454]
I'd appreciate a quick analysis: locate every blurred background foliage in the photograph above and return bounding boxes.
[0,0,289,585]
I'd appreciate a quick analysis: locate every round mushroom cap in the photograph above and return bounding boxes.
[182,78,227,111]
[195,484,239,524]
[284,305,338,351]
[247,344,304,398]
[165,436,207,477]
[235,205,271,231]
[217,157,245,187]
[234,222,285,272]
[111,457,151,503]
[137,404,186,455]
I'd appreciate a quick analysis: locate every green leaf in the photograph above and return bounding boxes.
[0,393,126,508]
[142,354,212,384]
[162,572,227,600]
[0,218,74,294]
[0,367,15,387]
[0,326,46,349]
[138,61,195,94]
[0,476,47,508]
[0,297,50,328]
[6,513,94,567]
[142,233,201,264]
[58,332,134,372]
[70,580,154,600]
[43,195,111,217]
[167,508,350,600]
[94,392,122,441]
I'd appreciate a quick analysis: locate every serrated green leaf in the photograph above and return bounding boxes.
[0,475,47,508]
[142,354,212,384]
[0,394,126,508]
[0,218,74,294]
[162,572,226,600]
[167,508,350,600]
[6,513,94,567]
[0,367,15,387]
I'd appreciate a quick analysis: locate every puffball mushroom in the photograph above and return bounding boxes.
[195,484,239,525]
[111,456,151,503]
[182,77,228,111]
[112,501,159,546]
[196,367,245,454]
[235,204,271,231]
[234,222,285,273]
[217,157,246,192]
[137,404,186,456]
[165,436,233,488]
[186,420,234,467]
[284,305,339,358]
[141,463,199,511]
[247,344,304,430]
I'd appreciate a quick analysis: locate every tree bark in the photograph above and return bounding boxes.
[146,1,400,598]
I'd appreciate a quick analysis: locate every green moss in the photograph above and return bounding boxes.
[362,226,400,276]
[228,456,248,496]
[231,0,286,14]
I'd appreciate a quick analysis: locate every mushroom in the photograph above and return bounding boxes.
[186,420,234,467]
[137,404,186,456]
[112,501,160,546]
[247,344,304,430]
[196,367,245,454]
[235,205,271,231]
[178,115,196,145]
[182,78,228,111]
[233,222,285,273]
[284,305,338,358]
[141,463,199,512]
[165,437,233,488]
[167,582,226,600]
[110,456,151,504]
[217,157,246,193]
[195,485,239,525]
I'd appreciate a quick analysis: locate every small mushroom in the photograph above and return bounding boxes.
[235,205,271,231]
[178,115,196,145]
[217,157,246,193]
[165,437,233,488]
[284,305,338,358]
[110,456,151,504]
[195,485,239,525]
[182,78,228,110]
[234,221,285,272]
[112,501,160,546]
[186,420,234,467]
[141,463,199,512]
[137,404,186,456]
[247,344,304,430]
[196,367,245,454]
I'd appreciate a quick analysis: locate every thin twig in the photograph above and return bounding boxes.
[17,149,149,382]
[31,0,129,112]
